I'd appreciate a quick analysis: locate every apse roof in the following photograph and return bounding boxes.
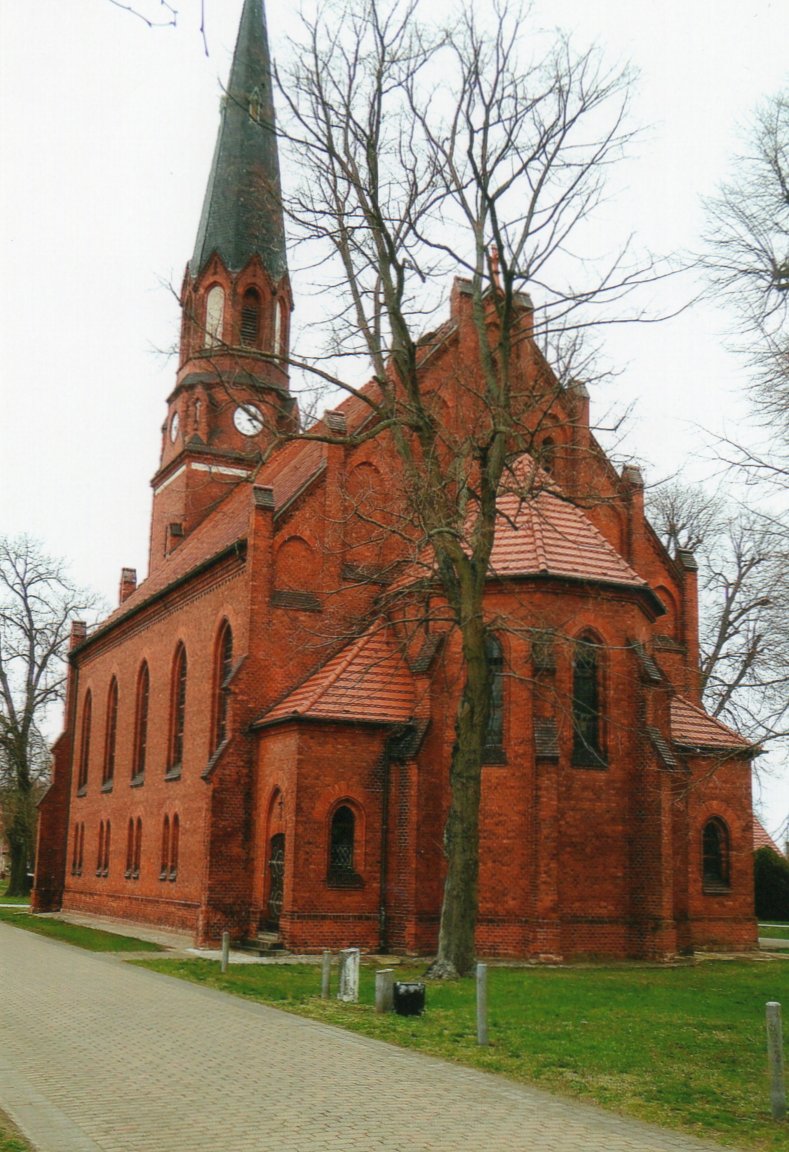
[257,624,416,726]
[670,695,755,753]
[190,0,287,280]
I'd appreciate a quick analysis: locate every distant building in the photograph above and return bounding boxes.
[32,0,758,959]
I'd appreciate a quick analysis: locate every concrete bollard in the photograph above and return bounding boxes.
[221,931,230,974]
[321,950,332,999]
[766,1002,786,1120]
[476,962,488,1046]
[375,968,394,1014]
[337,947,360,1002]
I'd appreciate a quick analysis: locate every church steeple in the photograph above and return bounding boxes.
[149,0,295,571]
[191,0,287,281]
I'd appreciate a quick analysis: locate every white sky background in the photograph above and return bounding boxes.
[0,0,786,837]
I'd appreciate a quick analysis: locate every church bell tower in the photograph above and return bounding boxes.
[149,0,294,568]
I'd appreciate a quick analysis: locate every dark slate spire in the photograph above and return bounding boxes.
[191,0,287,280]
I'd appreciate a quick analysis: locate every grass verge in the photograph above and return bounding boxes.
[0,907,163,952]
[136,955,789,1151]
[0,1109,32,1152]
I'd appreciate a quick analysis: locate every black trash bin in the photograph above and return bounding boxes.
[393,981,426,1016]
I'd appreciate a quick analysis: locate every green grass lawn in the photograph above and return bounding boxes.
[0,881,30,906]
[137,955,789,1150]
[759,924,789,940]
[0,907,163,952]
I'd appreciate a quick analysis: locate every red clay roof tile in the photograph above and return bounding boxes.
[670,695,754,751]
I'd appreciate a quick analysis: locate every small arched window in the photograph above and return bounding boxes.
[78,691,92,792]
[204,284,225,346]
[329,805,355,875]
[240,288,261,347]
[168,643,187,774]
[484,633,505,756]
[702,818,730,891]
[540,436,556,475]
[103,678,118,789]
[132,662,149,782]
[213,622,233,751]
[572,636,605,767]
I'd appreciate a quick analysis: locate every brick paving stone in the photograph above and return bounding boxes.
[0,923,731,1152]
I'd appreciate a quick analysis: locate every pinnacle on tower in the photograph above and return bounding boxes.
[191,0,287,282]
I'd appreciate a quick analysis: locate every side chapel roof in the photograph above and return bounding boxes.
[670,695,755,753]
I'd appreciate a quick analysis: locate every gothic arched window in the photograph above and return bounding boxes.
[572,635,605,766]
[484,632,505,756]
[329,805,355,875]
[103,677,118,789]
[78,691,92,792]
[702,818,731,891]
[168,643,187,775]
[213,621,233,751]
[240,288,261,347]
[204,285,225,346]
[132,662,149,783]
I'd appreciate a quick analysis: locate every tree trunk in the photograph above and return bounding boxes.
[7,812,33,897]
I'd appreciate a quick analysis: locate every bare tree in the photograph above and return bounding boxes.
[649,482,789,755]
[264,0,659,976]
[702,89,789,468]
[0,538,100,896]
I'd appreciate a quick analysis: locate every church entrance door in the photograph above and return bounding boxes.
[266,833,285,929]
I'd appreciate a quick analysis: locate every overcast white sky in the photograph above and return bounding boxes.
[0,0,786,837]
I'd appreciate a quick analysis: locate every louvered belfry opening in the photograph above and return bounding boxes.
[240,288,261,346]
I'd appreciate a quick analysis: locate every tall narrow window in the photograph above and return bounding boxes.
[240,288,261,347]
[213,622,233,751]
[572,636,605,766]
[125,818,134,878]
[71,823,81,876]
[160,816,170,880]
[703,818,730,891]
[103,820,111,876]
[133,818,143,879]
[96,822,105,876]
[169,814,180,881]
[484,633,505,755]
[329,805,355,875]
[77,692,92,792]
[168,643,187,775]
[103,678,118,789]
[132,662,149,783]
[77,823,85,876]
[204,285,225,346]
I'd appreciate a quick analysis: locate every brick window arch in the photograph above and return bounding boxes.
[212,621,233,752]
[327,803,363,887]
[77,691,92,793]
[167,643,187,776]
[484,632,505,758]
[572,633,606,767]
[132,662,149,784]
[204,284,225,346]
[702,817,731,892]
[240,287,261,347]
[102,677,118,789]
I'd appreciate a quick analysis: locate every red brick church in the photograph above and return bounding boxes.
[33,0,758,959]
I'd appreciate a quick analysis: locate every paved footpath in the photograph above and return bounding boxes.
[1,923,730,1152]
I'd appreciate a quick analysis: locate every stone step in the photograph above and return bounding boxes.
[239,932,287,956]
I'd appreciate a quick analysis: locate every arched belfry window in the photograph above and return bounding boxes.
[204,285,225,346]
[249,86,261,121]
[327,806,354,875]
[213,622,233,751]
[77,691,92,792]
[240,288,261,347]
[572,635,605,766]
[540,436,556,475]
[132,662,150,783]
[168,643,187,775]
[484,632,505,757]
[702,818,730,891]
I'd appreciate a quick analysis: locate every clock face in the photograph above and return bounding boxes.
[233,403,263,436]
[170,412,180,443]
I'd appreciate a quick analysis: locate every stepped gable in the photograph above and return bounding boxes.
[89,484,252,640]
[670,695,754,752]
[257,623,415,726]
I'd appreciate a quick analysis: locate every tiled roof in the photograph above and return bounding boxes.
[83,484,252,643]
[268,440,326,514]
[670,696,754,752]
[753,816,783,855]
[258,623,416,726]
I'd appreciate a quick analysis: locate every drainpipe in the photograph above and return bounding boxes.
[378,742,392,953]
